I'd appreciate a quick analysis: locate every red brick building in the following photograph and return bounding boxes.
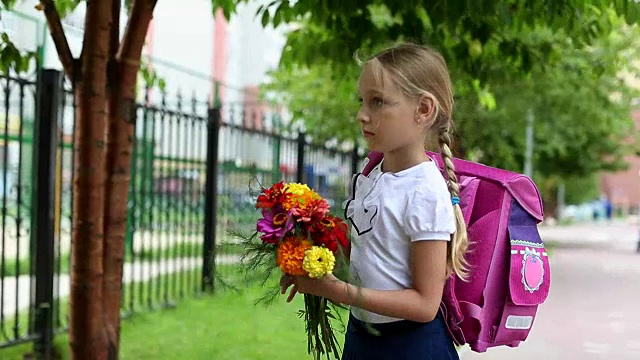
[600,109,640,213]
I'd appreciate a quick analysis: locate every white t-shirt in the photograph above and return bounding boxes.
[343,159,456,324]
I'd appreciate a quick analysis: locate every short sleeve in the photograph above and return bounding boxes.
[403,185,456,242]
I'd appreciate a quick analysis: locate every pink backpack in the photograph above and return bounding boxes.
[361,151,551,353]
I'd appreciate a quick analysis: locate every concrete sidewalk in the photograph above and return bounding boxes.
[538,219,640,252]
[463,220,640,359]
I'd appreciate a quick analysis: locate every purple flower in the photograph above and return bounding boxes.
[256,209,294,244]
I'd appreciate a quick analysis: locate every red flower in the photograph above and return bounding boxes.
[309,214,350,253]
[256,182,291,209]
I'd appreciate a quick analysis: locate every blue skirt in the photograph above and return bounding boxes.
[341,312,459,360]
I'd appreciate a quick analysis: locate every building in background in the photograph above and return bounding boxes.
[10,0,287,104]
[600,109,640,215]
[599,62,640,215]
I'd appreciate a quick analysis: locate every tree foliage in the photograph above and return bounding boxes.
[236,1,640,184]
[216,0,640,72]
[262,63,361,143]
[0,0,38,73]
[457,19,640,178]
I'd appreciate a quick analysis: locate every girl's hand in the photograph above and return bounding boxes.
[280,274,342,303]
[280,274,298,302]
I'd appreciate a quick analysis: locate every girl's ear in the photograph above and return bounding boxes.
[415,94,437,127]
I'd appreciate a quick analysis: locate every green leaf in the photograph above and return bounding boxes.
[273,1,289,28]
[138,58,167,93]
[261,8,270,27]
[54,0,82,18]
[1,0,19,10]
[158,78,166,93]
[0,33,36,75]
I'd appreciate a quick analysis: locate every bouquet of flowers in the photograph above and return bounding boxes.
[234,181,350,359]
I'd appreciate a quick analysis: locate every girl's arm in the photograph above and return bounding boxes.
[289,239,448,323]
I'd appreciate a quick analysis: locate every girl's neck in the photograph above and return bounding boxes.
[381,143,430,173]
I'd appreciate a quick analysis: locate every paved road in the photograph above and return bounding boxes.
[463,220,640,360]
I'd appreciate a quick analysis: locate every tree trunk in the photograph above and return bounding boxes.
[103,77,131,360]
[102,1,157,358]
[102,2,124,358]
[101,65,139,360]
[41,0,111,357]
[69,0,113,359]
[42,0,156,357]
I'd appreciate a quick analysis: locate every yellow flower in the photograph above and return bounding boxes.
[284,183,313,196]
[282,183,321,211]
[277,236,312,276]
[302,246,336,279]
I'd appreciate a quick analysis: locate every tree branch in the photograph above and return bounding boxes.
[110,0,121,59]
[107,0,121,87]
[117,0,157,67]
[37,0,76,81]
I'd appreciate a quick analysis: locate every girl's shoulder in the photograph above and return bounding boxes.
[349,160,448,199]
[395,162,449,195]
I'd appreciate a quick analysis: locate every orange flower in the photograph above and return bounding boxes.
[282,183,322,211]
[276,235,312,276]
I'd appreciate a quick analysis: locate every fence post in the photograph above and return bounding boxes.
[296,132,305,183]
[125,103,138,258]
[202,106,221,292]
[351,145,360,176]
[271,136,281,183]
[31,69,63,359]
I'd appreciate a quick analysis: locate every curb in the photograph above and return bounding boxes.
[457,344,471,358]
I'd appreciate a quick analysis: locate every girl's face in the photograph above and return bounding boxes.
[357,63,425,153]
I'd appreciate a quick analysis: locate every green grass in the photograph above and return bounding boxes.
[0,276,348,360]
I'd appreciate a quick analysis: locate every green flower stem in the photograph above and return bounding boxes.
[304,294,341,360]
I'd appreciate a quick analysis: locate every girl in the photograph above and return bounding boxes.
[280,43,469,360]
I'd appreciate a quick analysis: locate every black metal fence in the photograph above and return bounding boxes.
[0,69,362,353]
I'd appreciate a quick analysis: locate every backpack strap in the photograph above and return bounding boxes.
[361,151,384,176]
[459,300,484,322]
